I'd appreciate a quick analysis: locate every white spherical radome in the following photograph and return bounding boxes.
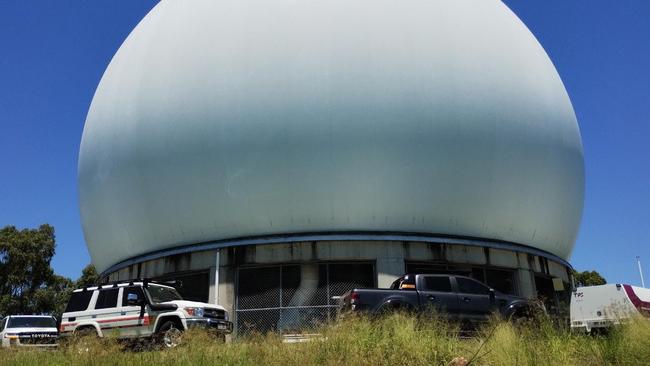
[79,0,584,273]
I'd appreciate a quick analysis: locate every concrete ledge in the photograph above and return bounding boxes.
[100,231,572,279]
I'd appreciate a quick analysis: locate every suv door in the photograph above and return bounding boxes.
[119,286,152,338]
[61,290,96,334]
[417,276,459,318]
[454,277,494,322]
[92,288,121,336]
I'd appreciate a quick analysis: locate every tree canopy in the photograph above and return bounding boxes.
[573,270,607,287]
[0,225,56,315]
[0,225,97,318]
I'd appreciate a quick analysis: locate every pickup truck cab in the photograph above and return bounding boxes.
[340,274,537,323]
[0,315,58,348]
[60,280,232,347]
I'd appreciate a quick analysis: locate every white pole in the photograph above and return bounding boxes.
[637,256,645,288]
[214,249,221,304]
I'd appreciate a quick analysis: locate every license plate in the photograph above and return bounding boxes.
[217,324,228,330]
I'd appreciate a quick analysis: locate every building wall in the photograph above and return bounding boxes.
[105,240,572,321]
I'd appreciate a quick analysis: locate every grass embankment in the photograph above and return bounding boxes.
[2,314,649,366]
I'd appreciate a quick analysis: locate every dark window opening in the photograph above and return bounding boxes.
[65,291,93,313]
[153,271,210,303]
[471,268,486,283]
[7,317,56,328]
[391,274,416,290]
[238,266,281,310]
[457,277,490,295]
[485,269,514,295]
[236,262,375,334]
[422,276,453,292]
[328,262,375,297]
[406,262,515,295]
[95,288,119,309]
[147,285,183,303]
[406,262,469,276]
[122,287,145,307]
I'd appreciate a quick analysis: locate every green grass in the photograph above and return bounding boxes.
[2,314,649,365]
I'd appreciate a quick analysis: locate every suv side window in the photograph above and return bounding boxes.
[457,278,491,295]
[65,291,94,312]
[122,286,146,306]
[95,288,120,309]
[422,276,452,292]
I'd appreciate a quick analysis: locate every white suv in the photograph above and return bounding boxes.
[0,315,59,348]
[60,280,232,347]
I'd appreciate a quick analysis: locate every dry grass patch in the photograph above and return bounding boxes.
[0,315,648,365]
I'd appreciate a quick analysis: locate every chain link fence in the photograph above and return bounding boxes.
[235,262,374,336]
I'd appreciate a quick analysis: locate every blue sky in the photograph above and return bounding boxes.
[0,1,648,284]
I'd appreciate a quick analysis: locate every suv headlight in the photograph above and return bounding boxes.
[184,307,205,317]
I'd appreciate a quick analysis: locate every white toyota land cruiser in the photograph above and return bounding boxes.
[0,315,59,348]
[60,280,232,347]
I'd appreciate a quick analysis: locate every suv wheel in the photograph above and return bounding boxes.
[73,327,99,353]
[158,321,183,348]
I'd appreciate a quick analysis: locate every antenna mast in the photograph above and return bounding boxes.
[637,256,645,288]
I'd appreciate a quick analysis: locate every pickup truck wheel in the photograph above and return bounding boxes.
[511,315,529,327]
[509,307,538,327]
[157,321,183,348]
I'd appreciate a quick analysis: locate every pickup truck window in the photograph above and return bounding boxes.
[457,278,491,295]
[390,276,416,290]
[422,276,452,292]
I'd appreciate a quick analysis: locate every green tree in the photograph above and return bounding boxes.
[33,265,98,321]
[76,264,99,288]
[573,270,606,287]
[0,225,56,315]
[0,224,101,319]
[32,275,74,321]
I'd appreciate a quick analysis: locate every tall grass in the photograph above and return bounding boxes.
[1,314,649,365]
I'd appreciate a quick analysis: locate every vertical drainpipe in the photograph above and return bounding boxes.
[214,249,220,304]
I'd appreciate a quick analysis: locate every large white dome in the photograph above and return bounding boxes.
[79,0,584,273]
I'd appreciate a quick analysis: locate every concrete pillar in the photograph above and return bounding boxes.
[208,266,218,304]
[376,244,405,288]
[278,263,319,330]
[218,266,236,318]
[516,269,536,298]
[208,250,221,305]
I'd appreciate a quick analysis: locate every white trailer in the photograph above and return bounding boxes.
[570,284,650,332]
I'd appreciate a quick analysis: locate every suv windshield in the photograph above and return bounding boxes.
[7,317,56,328]
[146,285,183,303]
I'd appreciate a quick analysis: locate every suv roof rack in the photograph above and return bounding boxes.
[81,278,176,292]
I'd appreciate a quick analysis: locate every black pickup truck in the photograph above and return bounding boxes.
[340,274,540,323]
